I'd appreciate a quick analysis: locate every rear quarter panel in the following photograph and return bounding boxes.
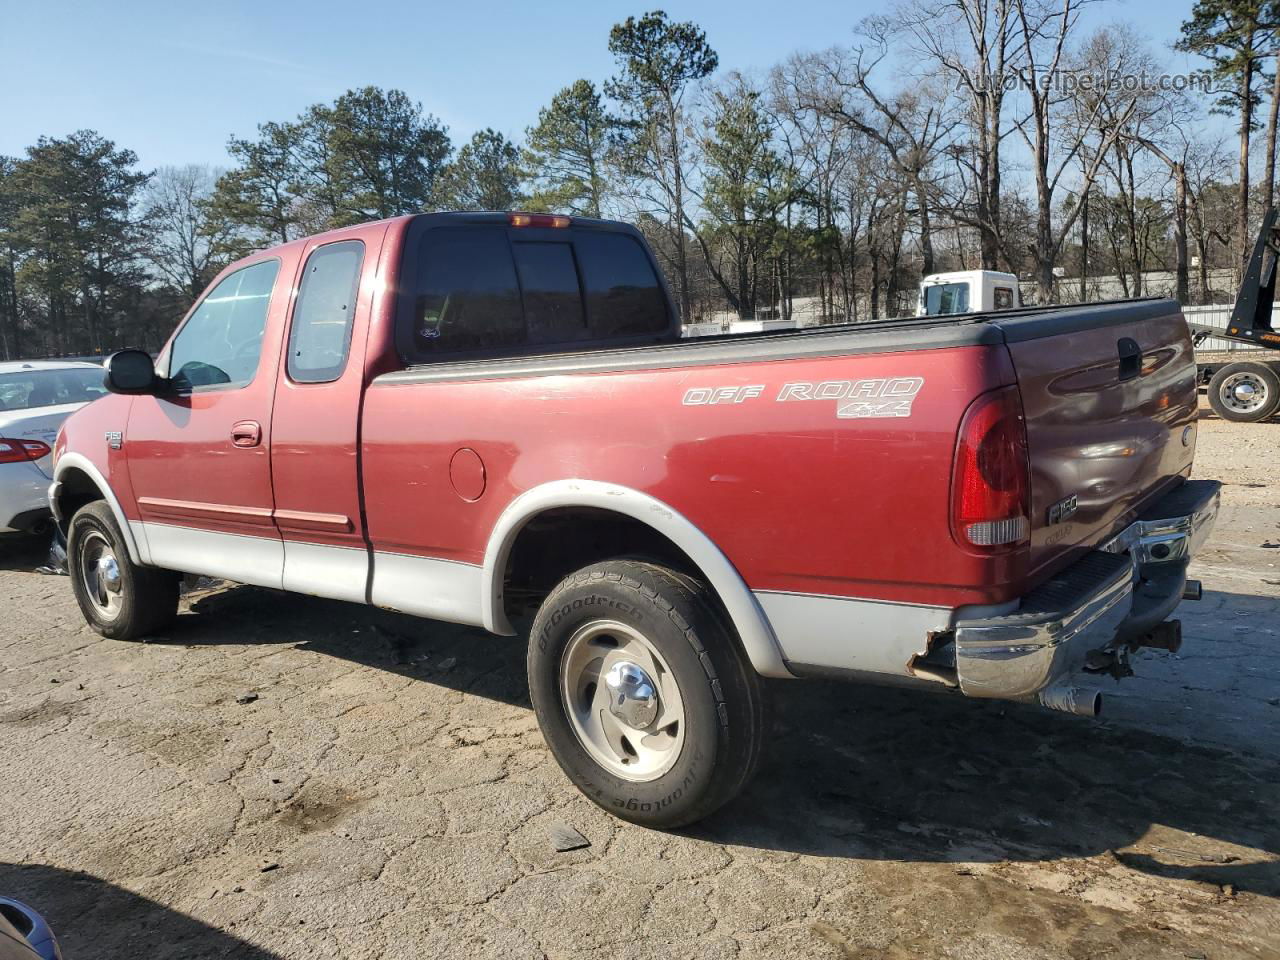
[361,342,1022,608]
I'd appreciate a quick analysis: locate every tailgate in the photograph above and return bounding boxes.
[995,300,1199,580]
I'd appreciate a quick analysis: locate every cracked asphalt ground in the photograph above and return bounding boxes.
[1,406,1278,960]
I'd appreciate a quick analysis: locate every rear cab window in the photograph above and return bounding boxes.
[397,218,673,363]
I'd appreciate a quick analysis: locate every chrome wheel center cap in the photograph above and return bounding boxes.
[1235,382,1257,401]
[96,554,121,595]
[604,660,659,730]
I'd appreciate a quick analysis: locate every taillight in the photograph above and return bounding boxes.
[951,387,1030,552]
[0,438,52,464]
[508,212,571,228]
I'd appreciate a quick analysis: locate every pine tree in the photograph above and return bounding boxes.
[523,80,614,217]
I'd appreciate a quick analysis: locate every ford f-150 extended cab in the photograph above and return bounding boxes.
[50,212,1220,827]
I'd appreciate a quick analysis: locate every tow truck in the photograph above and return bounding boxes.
[1190,209,1280,422]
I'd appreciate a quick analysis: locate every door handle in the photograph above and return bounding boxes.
[231,420,262,448]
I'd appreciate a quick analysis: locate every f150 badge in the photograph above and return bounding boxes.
[682,377,925,419]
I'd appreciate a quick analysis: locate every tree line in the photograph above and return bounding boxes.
[0,1,1276,359]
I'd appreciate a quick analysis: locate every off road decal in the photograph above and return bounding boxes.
[682,377,925,419]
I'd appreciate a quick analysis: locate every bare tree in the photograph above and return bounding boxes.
[897,0,1020,269]
[1011,0,1137,301]
[143,165,238,302]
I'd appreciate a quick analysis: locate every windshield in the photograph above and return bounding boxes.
[922,282,971,316]
[0,368,106,411]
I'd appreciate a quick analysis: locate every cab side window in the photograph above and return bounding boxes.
[994,287,1014,310]
[168,260,280,392]
[288,240,365,383]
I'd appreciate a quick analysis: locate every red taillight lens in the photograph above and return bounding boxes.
[508,212,571,228]
[0,438,52,464]
[951,387,1030,552]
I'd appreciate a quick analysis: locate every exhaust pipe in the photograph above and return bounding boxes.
[1038,684,1102,718]
[1183,580,1203,601]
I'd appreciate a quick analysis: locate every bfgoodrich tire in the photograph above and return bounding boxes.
[68,501,178,641]
[1207,361,1280,422]
[528,559,766,828]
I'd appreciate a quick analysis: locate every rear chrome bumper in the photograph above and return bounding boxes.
[952,479,1221,703]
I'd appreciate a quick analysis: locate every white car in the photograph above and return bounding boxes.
[0,360,107,534]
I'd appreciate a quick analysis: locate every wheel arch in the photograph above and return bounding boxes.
[481,480,792,678]
[51,453,148,565]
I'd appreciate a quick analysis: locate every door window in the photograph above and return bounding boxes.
[287,240,365,383]
[168,259,279,391]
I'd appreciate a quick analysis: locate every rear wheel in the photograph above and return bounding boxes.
[1207,361,1280,422]
[68,501,178,640]
[528,559,766,828]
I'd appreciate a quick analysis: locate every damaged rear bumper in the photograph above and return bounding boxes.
[951,479,1221,709]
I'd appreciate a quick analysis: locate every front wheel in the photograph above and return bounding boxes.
[528,559,766,828]
[68,501,179,640]
[1207,361,1280,422]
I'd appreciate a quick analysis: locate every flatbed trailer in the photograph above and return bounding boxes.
[1191,210,1280,422]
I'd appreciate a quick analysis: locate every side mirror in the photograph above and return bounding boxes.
[103,350,158,395]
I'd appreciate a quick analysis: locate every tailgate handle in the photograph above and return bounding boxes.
[1117,338,1142,381]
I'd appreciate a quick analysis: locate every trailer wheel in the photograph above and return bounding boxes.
[527,559,766,828]
[1207,362,1280,422]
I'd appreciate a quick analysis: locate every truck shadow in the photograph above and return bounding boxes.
[0,863,281,960]
[171,582,1279,897]
[704,675,1280,898]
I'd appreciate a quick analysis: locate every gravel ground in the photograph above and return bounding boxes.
[0,404,1277,960]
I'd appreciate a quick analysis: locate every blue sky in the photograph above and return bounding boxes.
[2,0,1210,171]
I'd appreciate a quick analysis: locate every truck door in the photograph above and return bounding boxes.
[123,255,291,587]
[268,224,387,602]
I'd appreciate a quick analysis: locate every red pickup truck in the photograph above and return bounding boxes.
[50,212,1220,827]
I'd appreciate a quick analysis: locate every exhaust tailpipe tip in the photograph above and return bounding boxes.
[1038,684,1102,718]
[1183,580,1203,601]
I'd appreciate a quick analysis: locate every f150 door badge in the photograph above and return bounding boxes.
[682,377,925,419]
[105,431,123,450]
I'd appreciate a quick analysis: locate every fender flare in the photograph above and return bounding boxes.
[480,479,792,678]
[51,453,149,565]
